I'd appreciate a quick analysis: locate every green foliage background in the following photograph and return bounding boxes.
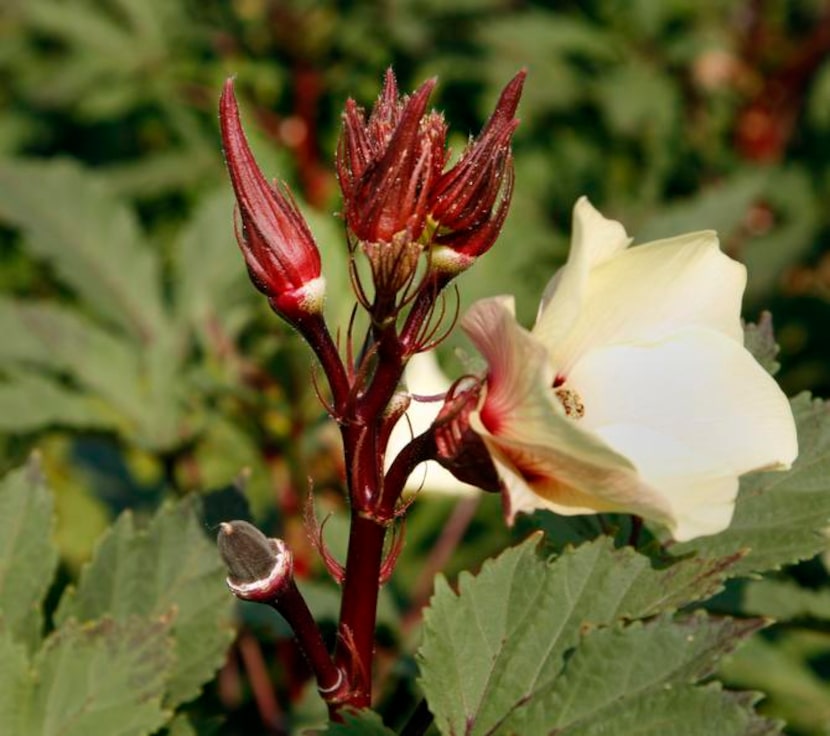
[1,0,829,734]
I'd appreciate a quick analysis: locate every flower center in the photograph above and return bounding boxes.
[554,386,585,419]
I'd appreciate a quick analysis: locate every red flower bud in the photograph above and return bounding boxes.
[429,70,525,273]
[220,79,325,318]
[336,69,448,246]
[335,70,525,296]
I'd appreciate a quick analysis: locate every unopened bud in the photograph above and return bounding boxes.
[220,80,325,321]
[428,70,525,267]
[434,379,501,493]
[336,68,525,302]
[217,521,294,602]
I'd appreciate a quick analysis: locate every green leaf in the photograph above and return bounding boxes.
[0,159,166,341]
[22,616,172,736]
[0,298,146,419]
[554,685,776,736]
[131,327,197,450]
[0,627,31,735]
[318,709,396,735]
[0,297,194,450]
[518,614,763,734]
[163,715,196,736]
[106,146,220,199]
[743,312,780,376]
[0,459,58,649]
[733,690,784,736]
[161,712,224,736]
[719,633,830,734]
[636,173,767,244]
[173,188,251,340]
[418,535,741,736]
[519,511,641,554]
[190,416,275,519]
[0,373,116,433]
[738,578,830,621]
[674,393,830,576]
[55,498,234,707]
[475,12,617,117]
[18,0,189,121]
[593,59,678,138]
[742,167,818,302]
[807,58,830,129]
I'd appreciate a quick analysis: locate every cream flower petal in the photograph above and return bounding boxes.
[463,297,675,524]
[476,428,676,525]
[462,198,798,542]
[534,199,746,376]
[568,327,798,537]
[571,328,797,474]
[534,196,632,349]
[460,295,554,433]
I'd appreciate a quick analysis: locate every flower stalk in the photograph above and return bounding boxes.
[217,521,346,701]
[218,69,525,716]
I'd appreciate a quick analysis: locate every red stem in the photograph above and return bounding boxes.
[325,276,450,712]
[356,279,444,425]
[380,429,437,517]
[273,579,344,697]
[333,511,387,707]
[292,312,350,414]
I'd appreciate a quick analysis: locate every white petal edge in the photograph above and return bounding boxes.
[540,236,746,377]
[568,327,798,538]
[534,197,633,349]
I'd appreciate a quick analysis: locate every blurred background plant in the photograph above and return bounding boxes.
[0,0,829,733]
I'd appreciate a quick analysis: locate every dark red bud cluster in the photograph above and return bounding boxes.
[337,70,448,246]
[336,69,525,273]
[220,80,325,319]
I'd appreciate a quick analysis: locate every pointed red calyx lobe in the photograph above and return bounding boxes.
[220,79,322,302]
[431,69,526,258]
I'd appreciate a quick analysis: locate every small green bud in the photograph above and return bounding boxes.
[217,520,293,602]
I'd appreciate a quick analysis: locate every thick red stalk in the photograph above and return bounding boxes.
[331,294,442,708]
[333,510,388,708]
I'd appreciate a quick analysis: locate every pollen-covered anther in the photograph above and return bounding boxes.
[554,386,585,419]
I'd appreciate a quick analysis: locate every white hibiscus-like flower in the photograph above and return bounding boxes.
[461,196,798,541]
